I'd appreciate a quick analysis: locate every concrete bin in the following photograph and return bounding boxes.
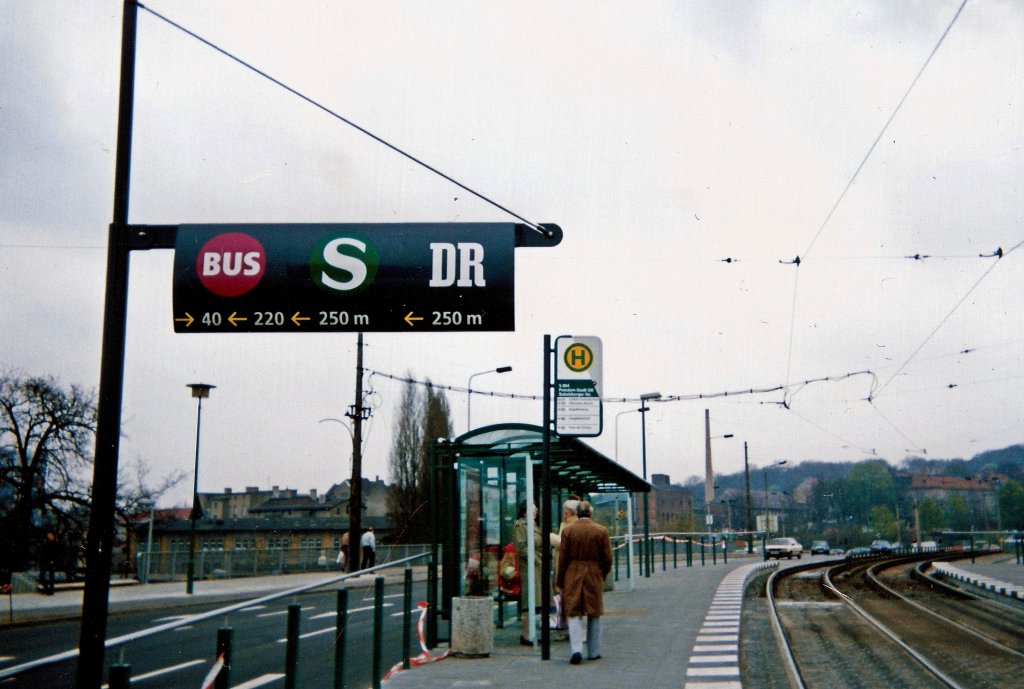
[450,596,494,657]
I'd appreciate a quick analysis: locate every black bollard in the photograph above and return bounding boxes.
[215,627,233,689]
[372,576,384,689]
[427,561,438,648]
[284,604,300,689]
[334,588,348,689]
[403,567,413,670]
[108,665,131,689]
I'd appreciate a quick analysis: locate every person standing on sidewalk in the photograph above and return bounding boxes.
[39,531,60,595]
[360,527,376,569]
[512,501,562,645]
[556,500,612,665]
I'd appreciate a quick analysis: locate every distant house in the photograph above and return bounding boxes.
[908,473,1006,527]
[133,478,400,580]
[637,474,695,530]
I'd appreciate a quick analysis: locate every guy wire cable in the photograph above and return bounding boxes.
[781,0,969,392]
[135,2,550,238]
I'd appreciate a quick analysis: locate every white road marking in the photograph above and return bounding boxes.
[100,659,204,687]
[232,674,285,688]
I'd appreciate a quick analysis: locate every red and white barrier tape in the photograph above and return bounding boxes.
[199,653,225,689]
[382,601,449,683]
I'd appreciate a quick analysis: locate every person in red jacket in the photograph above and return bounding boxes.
[555,500,612,665]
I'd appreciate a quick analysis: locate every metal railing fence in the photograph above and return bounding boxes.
[134,543,431,582]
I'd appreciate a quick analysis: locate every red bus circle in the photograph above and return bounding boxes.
[196,233,266,297]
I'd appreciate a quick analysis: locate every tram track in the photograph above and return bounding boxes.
[765,553,1024,689]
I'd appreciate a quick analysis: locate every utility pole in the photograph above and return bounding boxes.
[346,333,371,572]
[744,442,753,553]
[704,409,714,512]
[913,500,921,550]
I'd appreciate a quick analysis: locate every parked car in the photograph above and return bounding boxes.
[869,539,893,554]
[764,537,803,559]
[810,540,830,555]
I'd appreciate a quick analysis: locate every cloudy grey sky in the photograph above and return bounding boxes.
[2,1,1022,508]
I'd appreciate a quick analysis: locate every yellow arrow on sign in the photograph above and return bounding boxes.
[291,312,310,327]
[228,312,248,327]
[404,311,424,327]
[174,313,194,328]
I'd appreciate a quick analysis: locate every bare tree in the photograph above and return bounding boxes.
[388,377,453,543]
[0,370,185,576]
[0,370,96,570]
[112,455,187,577]
[388,375,425,541]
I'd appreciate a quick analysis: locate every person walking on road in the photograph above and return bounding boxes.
[556,500,612,665]
[360,527,376,569]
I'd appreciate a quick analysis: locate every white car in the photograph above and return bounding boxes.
[765,537,803,559]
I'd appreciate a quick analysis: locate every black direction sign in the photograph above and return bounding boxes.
[172,223,517,333]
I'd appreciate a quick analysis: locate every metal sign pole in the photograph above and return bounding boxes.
[77,2,137,686]
[541,335,553,659]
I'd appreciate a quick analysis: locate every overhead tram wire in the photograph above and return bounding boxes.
[366,367,878,406]
[780,0,970,392]
[873,237,1024,400]
[797,0,970,263]
[868,401,928,456]
[134,2,550,239]
[785,407,879,458]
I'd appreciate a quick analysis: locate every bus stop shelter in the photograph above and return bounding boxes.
[428,423,650,640]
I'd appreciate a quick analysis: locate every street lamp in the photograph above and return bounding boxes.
[319,417,355,472]
[138,498,155,584]
[719,498,736,531]
[185,383,214,595]
[466,365,512,433]
[639,392,661,577]
[744,442,753,552]
[762,460,787,541]
[614,408,642,463]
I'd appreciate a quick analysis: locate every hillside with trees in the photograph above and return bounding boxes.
[697,444,1024,549]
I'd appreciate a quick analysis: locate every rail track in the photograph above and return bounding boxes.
[765,552,1024,689]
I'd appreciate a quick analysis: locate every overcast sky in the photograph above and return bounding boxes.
[2,0,1022,508]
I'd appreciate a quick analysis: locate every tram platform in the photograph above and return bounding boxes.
[384,555,776,689]
[932,552,1024,599]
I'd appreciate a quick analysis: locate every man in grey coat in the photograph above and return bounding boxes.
[555,500,612,664]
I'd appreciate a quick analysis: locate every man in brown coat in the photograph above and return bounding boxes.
[556,500,612,664]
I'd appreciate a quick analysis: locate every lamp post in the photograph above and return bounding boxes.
[639,392,661,577]
[466,366,512,433]
[185,383,214,595]
[614,408,642,463]
[138,498,155,584]
[762,460,787,540]
[744,442,753,552]
[720,498,736,531]
[704,421,734,534]
[319,417,355,473]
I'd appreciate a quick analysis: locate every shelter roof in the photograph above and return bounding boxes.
[446,423,650,494]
